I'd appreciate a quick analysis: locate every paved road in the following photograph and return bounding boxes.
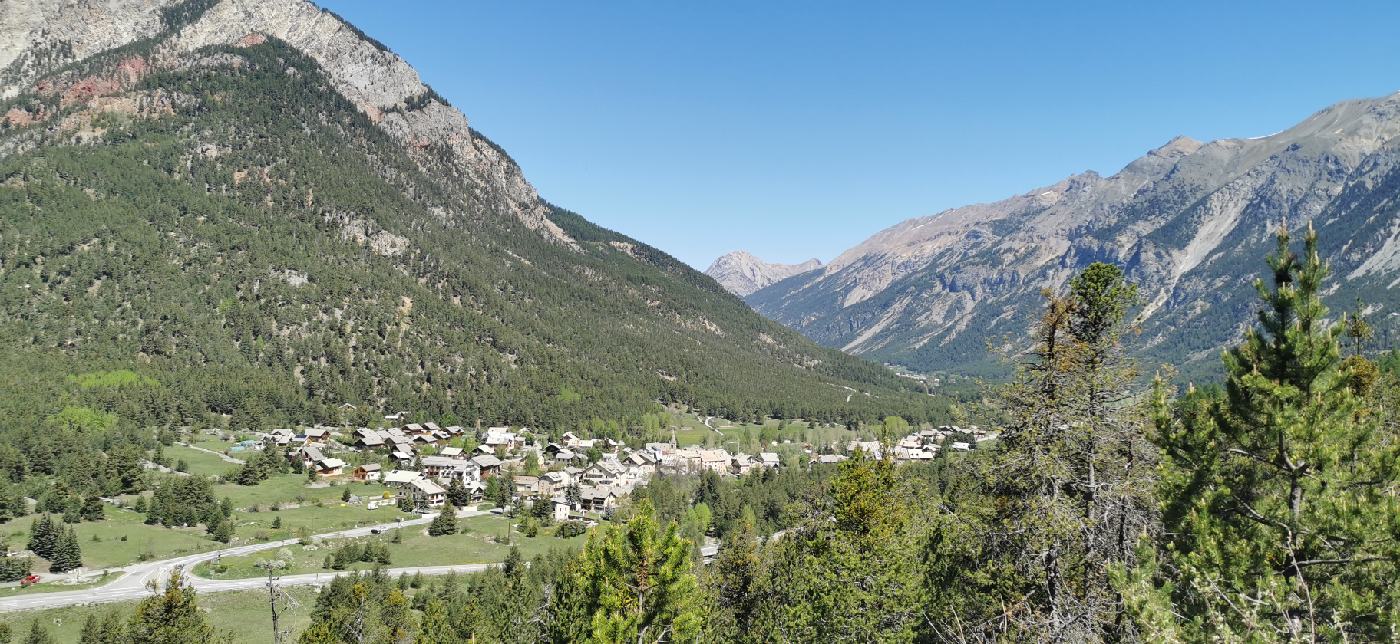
[0,510,486,612]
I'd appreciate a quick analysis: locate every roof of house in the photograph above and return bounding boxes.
[383,470,423,484]
[410,479,445,495]
[358,463,382,472]
[471,454,502,468]
[439,447,463,457]
[421,455,470,468]
[700,449,730,463]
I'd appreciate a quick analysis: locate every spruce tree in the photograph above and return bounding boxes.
[27,514,55,559]
[78,611,127,644]
[1148,225,1400,640]
[48,526,82,573]
[21,621,54,644]
[427,503,457,536]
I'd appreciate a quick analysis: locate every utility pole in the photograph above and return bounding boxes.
[257,560,290,644]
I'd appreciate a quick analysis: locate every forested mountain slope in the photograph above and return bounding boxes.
[749,97,1400,378]
[0,0,939,432]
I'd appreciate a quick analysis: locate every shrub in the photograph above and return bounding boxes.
[556,520,587,538]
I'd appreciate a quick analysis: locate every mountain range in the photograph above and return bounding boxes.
[705,251,821,297]
[0,0,940,429]
[741,95,1400,378]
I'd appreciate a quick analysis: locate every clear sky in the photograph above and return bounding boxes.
[320,1,1400,269]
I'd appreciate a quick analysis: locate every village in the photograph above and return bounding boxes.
[253,418,998,521]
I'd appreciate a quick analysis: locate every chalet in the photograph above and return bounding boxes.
[814,454,848,465]
[423,422,442,433]
[471,454,502,479]
[578,485,621,511]
[950,441,972,452]
[846,441,883,458]
[353,463,382,481]
[420,455,479,484]
[296,444,325,469]
[542,470,571,490]
[513,475,541,499]
[444,425,465,437]
[303,427,330,443]
[354,429,385,449]
[759,452,781,469]
[403,423,425,435]
[699,449,731,474]
[731,453,758,476]
[439,446,464,458]
[383,469,424,488]
[551,499,572,522]
[407,479,446,508]
[313,457,345,477]
[580,461,624,487]
[483,427,520,450]
[625,451,657,475]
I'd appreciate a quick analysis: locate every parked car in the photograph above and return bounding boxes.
[370,528,383,534]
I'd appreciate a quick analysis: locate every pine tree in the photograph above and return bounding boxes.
[78,610,126,644]
[571,499,703,642]
[414,598,458,644]
[708,507,762,638]
[427,503,457,536]
[1148,225,1400,640]
[127,568,229,643]
[21,621,54,644]
[922,262,1154,641]
[751,450,920,642]
[210,520,234,544]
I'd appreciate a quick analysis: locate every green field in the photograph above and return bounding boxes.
[198,513,586,580]
[0,585,323,643]
[166,444,240,478]
[0,509,219,572]
[670,416,869,451]
[0,474,410,578]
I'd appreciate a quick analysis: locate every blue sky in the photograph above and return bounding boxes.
[321,1,1400,269]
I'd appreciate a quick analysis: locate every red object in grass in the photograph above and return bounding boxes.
[19,575,39,587]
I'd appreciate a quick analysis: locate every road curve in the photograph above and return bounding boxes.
[0,510,488,613]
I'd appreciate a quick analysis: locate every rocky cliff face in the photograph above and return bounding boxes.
[1,0,569,242]
[705,251,821,296]
[748,95,1400,377]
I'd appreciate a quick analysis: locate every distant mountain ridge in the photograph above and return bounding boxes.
[705,251,821,296]
[748,94,1400,378]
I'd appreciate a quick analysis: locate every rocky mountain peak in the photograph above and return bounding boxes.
[1,0,572,243]
[1151,135,1203,158]
[706,251,822,297]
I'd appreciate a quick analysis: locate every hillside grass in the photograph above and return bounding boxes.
[197,513,585,580]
